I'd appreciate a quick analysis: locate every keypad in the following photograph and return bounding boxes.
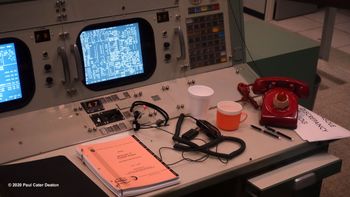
[186,13,227,68]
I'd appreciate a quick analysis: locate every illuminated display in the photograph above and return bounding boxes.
[0,38,35,113]
[80,23,144,85]
[77,18,156,91]
[0,43,22,103]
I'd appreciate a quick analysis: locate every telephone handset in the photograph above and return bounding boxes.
[251,77,309,98]
[238,77,309,129]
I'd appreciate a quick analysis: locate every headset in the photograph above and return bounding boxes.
[129,101,169,131]
[172,113,246,160]
[129,101,245,160]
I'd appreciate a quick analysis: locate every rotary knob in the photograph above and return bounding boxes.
[164,53,171,61]
[44,64,52,72]
[273,91,289,109]
[46,77,54,85]
[163,42,170,49]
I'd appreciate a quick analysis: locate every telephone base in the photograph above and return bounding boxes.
[260,88,299,129]
[260,115,297,129]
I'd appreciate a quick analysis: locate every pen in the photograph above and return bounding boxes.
[265,126,294,141]
[250,125,280,139]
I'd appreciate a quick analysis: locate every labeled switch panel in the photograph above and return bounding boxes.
[90,109,125,127]
[187,13,227,68]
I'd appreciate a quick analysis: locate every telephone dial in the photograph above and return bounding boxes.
[238,77,309,129]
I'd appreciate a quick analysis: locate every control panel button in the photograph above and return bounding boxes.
[163,42,170,49]
[165,53,172,61]
[44,64,52,72]
[46,77,53,85]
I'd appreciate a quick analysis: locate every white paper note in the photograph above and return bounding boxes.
[295,106,350,142]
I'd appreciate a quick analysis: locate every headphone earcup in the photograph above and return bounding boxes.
[133,110,141,119]
[129,101,169,131]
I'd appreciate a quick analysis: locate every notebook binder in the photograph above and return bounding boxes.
[78,135,180,196]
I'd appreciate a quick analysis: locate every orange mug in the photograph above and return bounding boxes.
[216,101,247,131]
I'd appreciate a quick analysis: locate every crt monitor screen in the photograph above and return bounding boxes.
[78,18,156,91]
[0,38,35,113]
[0,43,22,103]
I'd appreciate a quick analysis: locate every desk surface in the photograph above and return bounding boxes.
[2,66,326,196]
[12,100,322,197]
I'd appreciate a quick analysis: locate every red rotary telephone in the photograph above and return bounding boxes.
[238,77,309,129]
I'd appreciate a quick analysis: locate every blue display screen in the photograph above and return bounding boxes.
[80,23,144,85]
[0,43,22,103]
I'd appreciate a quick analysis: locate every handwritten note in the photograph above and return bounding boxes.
[295,106,350,142]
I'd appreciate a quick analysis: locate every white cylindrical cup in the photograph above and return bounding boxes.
[187,85,214,119]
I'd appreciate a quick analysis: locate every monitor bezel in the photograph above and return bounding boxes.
[77,18,157,91]
[0,37,35,113]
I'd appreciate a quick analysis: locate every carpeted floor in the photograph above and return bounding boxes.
[313,49,350,197]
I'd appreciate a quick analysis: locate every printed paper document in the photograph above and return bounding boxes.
[77,135,179,196]
[296,106,350,142]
